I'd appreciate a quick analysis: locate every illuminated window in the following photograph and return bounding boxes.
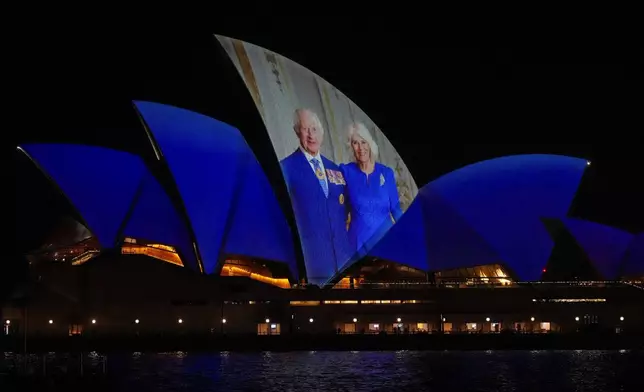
[121,239,183,267]
[69,324,83,336]
[257,323,281,335]
[343,323,356,334]
[550,298,606,303]
[333,277,359,289]
[290,301,320,306]
[435,264,514,285]
[221,262,291,289]
[71,250,100,265]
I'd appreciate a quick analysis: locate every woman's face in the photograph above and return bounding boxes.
[351,134,371,164]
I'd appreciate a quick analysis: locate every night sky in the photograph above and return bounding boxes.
[10,30,643,293]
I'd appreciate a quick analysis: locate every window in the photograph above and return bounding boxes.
[343,323,356,334]
[69,324,83,336]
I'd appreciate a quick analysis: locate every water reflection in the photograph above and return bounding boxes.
[1,350,642,391]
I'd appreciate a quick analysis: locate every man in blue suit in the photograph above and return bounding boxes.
[280,108,353,285]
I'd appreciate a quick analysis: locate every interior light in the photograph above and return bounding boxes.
[265,318,270,323]
[91,319,96,324]
[309,318,314,323]
[178,318,183,324]
[49,320,54,324]
[530,317,535,322]
[353,318,358,323]
[222,318,227,323]
[135,319,140,324]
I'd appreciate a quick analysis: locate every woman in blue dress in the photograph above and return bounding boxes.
[340,122,403,260]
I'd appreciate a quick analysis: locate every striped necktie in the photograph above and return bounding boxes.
[311,158,328,197]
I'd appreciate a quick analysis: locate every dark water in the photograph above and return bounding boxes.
[2,350,643,391]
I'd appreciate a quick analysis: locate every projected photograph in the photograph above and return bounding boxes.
[216,35,419,284]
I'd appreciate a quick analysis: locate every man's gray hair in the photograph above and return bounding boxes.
[293,108,324,135]
[347,122,379,161]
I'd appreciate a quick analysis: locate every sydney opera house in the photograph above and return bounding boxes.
[6,36,643,339]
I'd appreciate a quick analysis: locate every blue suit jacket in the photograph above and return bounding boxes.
[280,149,353,285]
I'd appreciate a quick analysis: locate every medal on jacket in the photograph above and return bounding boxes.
[315,167,325,180]
[326,169,337,184]
[380,173,385,186]
[336,171,345,185]
[339,194,345,205]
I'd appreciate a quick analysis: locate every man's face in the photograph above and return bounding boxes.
[296,111,322,155]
